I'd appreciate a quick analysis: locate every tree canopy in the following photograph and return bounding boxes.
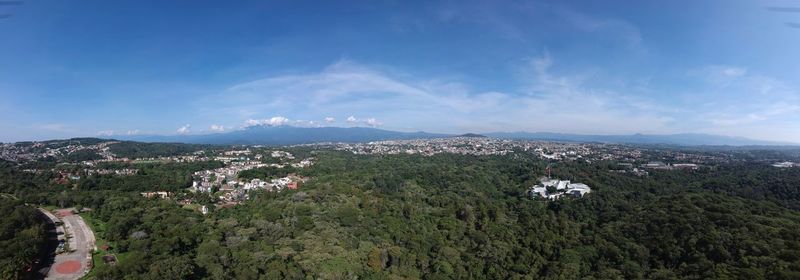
[3,149,800,279]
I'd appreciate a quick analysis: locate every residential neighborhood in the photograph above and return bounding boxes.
[186,150,313,207]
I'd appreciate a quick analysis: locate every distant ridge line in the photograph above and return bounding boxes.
[104,125,796,146]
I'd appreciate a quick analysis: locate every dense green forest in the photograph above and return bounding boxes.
[77,161,225,192]
[0,198,48,280]
[3,150,800,279]
[238,165,300,181]
[107,142,217,158]
[64,150,104,162]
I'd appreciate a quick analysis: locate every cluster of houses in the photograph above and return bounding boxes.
[242,177,300,191]
[187,150,314,205]
[292,159,314,168]
[1,140,119,163]
[529,177,592,200]
[212,175,304,203]
[271,150,295,159]
[330,137,515,156]
[189,150,313,194]
[140,191,171,199]
[188,160,272,193]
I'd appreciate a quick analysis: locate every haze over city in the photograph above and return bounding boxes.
[1,0,799,142]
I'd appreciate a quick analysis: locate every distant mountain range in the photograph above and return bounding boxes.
[118,125,448,145]
[114,125,796,146]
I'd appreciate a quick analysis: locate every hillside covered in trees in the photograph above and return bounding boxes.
[0,198,48,280]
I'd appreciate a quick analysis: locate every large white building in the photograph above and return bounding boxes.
[530,177,592,199]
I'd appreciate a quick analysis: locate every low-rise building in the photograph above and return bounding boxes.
[773,162,797,168]
[529,177,591,200]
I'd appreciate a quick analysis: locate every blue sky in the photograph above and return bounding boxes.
[1,0,799,142]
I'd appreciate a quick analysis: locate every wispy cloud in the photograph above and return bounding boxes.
[199,53,798,140]
[343,116,383,127]
[40,123,75,133]
[209,125,225,132]
[766,7,800,13]
[97,130,114,136]
[688,65,748,87]
[556,7,644,50]
[681,64,799,139]
[96,129,141,137]
[364,118,382,127]
[211,58,674,134]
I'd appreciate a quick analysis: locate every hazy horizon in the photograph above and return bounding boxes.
[2,0,799,142]
[6,124,797,146]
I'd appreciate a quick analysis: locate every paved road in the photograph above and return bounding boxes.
[39,208,96,280]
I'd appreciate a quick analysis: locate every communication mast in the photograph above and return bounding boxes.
[546,164,552,178]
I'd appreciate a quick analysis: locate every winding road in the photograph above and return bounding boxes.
[38,208,96,280]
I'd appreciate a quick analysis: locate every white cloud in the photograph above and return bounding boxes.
[324,117,335,123]
[126,129,140,135]
[365,118,382,127]
[244,119,261,126]
[210,125,225,132]
[344,116,381,127]
[269,116,290,125]
[177,124,191,135]
[244,116,290,127]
